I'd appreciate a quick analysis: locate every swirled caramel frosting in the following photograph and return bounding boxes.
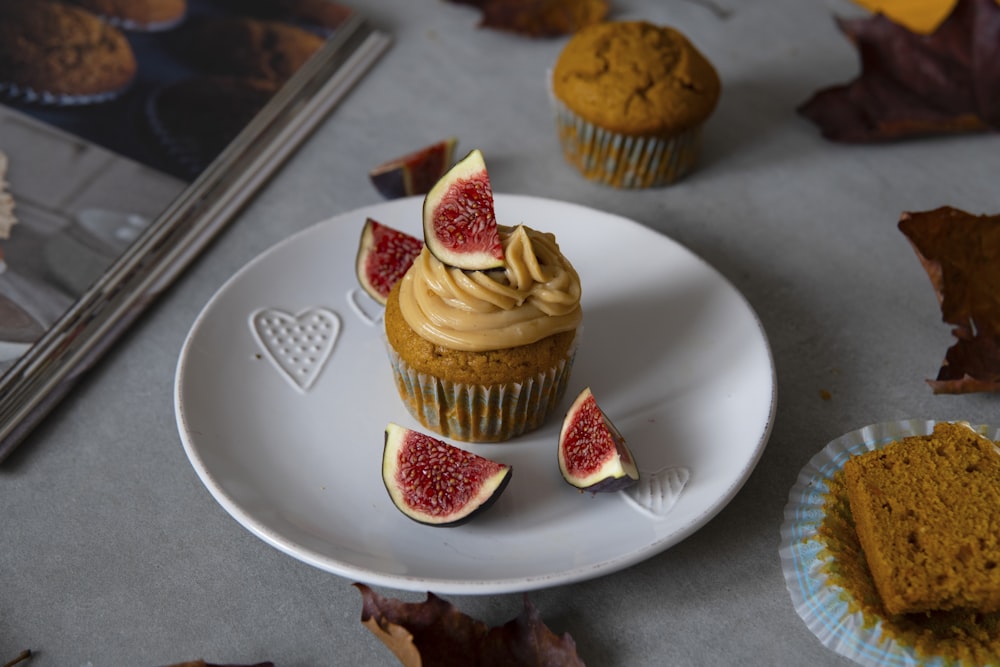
[397,224,582,351]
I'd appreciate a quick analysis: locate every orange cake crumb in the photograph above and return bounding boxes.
[843,422,1000,615]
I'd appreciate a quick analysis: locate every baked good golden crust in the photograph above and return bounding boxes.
[382,217,582,443]
[385,280,576,387]
[147,75,279,176]
[844,422,1000,615]
[551,20,720,137]
[178,16,325,84]
[61,0,187,29]
[0,0,137,99]
[549,20,720,188]
[213,0,352,31]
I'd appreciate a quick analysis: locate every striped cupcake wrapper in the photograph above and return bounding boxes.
[552,97,702,189]
[0,80,127,107]
[780,419,1000,667]
[385,342,577,443]
[89,12,187,32]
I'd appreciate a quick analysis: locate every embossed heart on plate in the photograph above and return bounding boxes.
[347,288,383,327]
[249,307,340,392]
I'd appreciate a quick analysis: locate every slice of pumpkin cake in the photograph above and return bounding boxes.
[843,421,1000,615]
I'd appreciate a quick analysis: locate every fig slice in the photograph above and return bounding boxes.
[382,423,512,526]
[355,217,423,305]
[558,387,639,493]
[369,137,458,199]
[422,148,505,270]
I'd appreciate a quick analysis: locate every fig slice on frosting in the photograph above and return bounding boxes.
[422,148,505,271]
[382,423,512,526]
[558,387,639,493]
[355,217,423,305]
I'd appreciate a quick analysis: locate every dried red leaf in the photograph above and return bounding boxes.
[899,206,1000,393]
[355,583,586,667]
[798,0,1000,141]
[445,0,609,37]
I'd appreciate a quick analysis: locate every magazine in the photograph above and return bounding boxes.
[0,0,391,460]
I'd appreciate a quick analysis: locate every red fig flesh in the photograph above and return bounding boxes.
[422,148,504,270]
[355,217,423,305]
[369,137,458,199]
[558,387,639,493]
[382,423,512,526]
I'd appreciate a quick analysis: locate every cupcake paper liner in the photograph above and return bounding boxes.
[779,419,1000,667]
[0,80,127,107]
[144,83,212,178]
[385,341,577,443]
[550,95,702,189]
[89,12,187,32]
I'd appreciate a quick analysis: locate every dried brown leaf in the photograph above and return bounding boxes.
[927,331,1000,394]
[445,0,609,37]
[355,583,586,667]
[799,0,1000,141]
[899,206,1000,393]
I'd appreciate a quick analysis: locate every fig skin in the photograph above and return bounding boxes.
[573,472,637,494]
[369,137,457,199]
[558,387,639,493]
[382,423,512,527]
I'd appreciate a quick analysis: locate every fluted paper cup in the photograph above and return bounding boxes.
[385,340,577,443]
[779,419,1000,667]
[551,95,703,189]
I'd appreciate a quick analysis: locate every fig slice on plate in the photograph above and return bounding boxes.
[558,387,639,493]
[369,137,458,199]
[382,423,512,526]
[422,148,504,271]
[355,217,423,305]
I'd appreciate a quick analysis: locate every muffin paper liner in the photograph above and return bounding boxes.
[779,419,1000,667]
[90,12,187,32]
[385,339,577,443]
[0,81,127,107]
[550,93,702,189]
[144,83,212,178]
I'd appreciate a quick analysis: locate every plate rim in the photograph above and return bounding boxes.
[174,193,777,594]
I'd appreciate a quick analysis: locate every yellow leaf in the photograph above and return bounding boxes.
[849,0,959,33]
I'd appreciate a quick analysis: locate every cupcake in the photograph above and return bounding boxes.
[175,15,326,84]
[550,20,721,188]
[211,0,354,33]
[384,223,583,443]
[0,0,137,105]
[60,0,187,32]
[146,75,280,177]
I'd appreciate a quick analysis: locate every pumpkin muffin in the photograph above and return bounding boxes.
[384,224,582,443]
[61,0,187,31]
[211,0,353,32]
[550,20,721,188]
[147,75,280,177]
[176,15,326,84]
[843,421,1000,615]
[0,0,137,104]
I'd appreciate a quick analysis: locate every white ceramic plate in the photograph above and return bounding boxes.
[175,194,776,594]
